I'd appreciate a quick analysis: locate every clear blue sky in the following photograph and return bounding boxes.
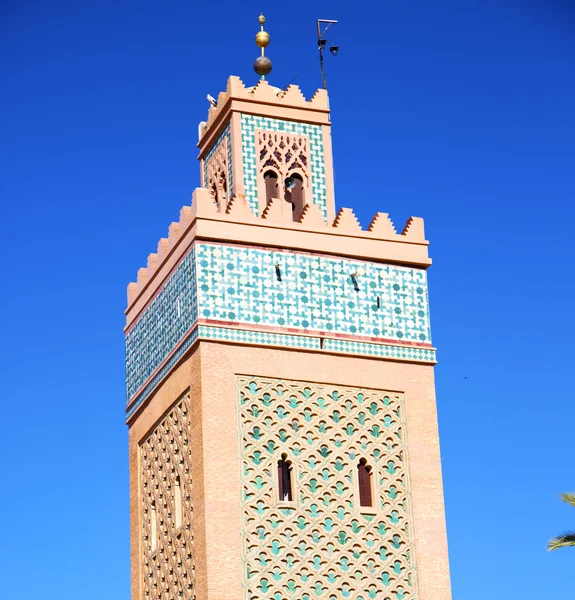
[1,1,574,598]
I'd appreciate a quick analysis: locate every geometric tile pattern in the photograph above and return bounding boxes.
[240,114,326,217]
[202,122,233,198]
[126,327,199,421]
[125,247,197,400]
[125,243,433,408]
[237,376,418,600]
[196,243,431,343]
[140,392,195,599]
[323,338,436,362]
[198,325,320,350]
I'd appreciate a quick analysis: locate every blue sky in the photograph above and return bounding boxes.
[1,1,574,598]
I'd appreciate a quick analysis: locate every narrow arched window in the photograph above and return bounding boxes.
[175,475,183,528]
[284,173,304,221]
[358,459,373,508]
[264,170,279,203]
[217,172,227,208]
[278,455,293,502]
[150,501,157,551]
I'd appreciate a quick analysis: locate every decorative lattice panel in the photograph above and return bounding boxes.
[205,130,230,208]
[237,377,418,600]
[257,130,310,183]
[140,393,195,599]
[202,123,233,201]
[240,115,326,217]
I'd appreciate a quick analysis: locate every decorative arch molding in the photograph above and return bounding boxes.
[255,129,312,218]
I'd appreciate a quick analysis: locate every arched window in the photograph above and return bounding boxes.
[150,501,157,551]
[175,475,183,529]
[217,172,227,208]
[264,170,279,204]
[284,173,304,221]
[278,454,293,502]
[357,459,373,508]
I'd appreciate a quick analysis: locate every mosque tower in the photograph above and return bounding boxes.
[125,15,452,600]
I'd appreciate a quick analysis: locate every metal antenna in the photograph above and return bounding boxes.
[317,19,338,89]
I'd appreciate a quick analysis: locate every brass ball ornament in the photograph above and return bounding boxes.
[255,30,270,48]
[254,13,272,78]
[254,56,272,77]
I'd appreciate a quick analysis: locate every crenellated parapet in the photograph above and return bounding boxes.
[199,76,330,145]
[126,188,430,313]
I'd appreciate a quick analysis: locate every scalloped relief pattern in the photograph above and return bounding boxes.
[237,377,418,600]
[140,394,195,599]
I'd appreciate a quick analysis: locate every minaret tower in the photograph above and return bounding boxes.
[125,16,452,600]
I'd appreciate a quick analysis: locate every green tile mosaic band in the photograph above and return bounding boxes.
[126,326,199,421]
[197,325,321,349]
[126,243,433,408]
[323,338,436,362]
[196,244,431,342]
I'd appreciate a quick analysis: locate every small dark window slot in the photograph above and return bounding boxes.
[278,455,293,502]
[275,264,282,282]
[358,459,373,508]
[351,273,360,292]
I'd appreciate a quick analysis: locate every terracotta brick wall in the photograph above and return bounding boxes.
[128,341,451,600]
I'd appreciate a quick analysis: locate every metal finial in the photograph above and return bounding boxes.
[254,13,272,79]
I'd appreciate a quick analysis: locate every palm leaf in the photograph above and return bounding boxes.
[548,532,575,551]
[560,492,575,508]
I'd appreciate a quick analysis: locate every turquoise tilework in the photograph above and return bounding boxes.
[126,242,433,409]
[125,248,197,400]
[240,114,326,217]
[126,327,199,421]
[197,325,320,349]
[323,338,436,362]
[202,123,233,197]
[197,243,431,342]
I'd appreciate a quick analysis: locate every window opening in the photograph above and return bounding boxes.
[175,475,183,528]
[358,459,373,507]
[278,455,293,502]
[284,173,304,221]
[150,501,157,551]
[264,170,279,204]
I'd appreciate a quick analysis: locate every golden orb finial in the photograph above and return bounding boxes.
[255,30,270,48]
[254,13,271,79]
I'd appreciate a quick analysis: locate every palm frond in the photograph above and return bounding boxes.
[548,532,575,551]
[560,492,575,508]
